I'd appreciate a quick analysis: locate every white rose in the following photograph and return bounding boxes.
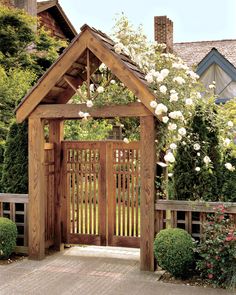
[224,138,231,146]
[193,143,201,151]
[209,84,215,89]
[170,92,179,102]
[195,167,201,172]
[170,143,177,150]
[203,156,211,165]
[227,121,234,127]
[169,111,183,120]
[150,100,157,108]
[145,73,154,83]
[185,98,193,106]
[173,76,185,85]
[110,79,116,85]
[197,152,200,156]
[164,152,175,163]
[178,127,186,136]
[97,86,104,93]
[78,111,84,117]
[225,162,235,171]
[155,103,168,115]
[86,100,93,108]
[159,85,167,94]
[114,42,124,54]
[168,123,177,131]
[89,84,94,92]
[123,138,129,144]
[162,116,169,123]
[160,69,169,78]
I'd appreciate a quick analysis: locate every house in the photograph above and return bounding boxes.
[154,16,236,103]
[0,0,77,41]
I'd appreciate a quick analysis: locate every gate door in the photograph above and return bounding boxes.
[107,142,140,248]
[62,141,140,248]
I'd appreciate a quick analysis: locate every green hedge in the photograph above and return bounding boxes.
[0,217,17,259]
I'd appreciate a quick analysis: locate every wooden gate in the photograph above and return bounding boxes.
[62,141,140,248]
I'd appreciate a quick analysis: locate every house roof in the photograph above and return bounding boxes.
[16,24,156,123]
[174,39,236,68]
[37,0,77,40]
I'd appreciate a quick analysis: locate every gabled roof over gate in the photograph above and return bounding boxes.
[16,24,156,123]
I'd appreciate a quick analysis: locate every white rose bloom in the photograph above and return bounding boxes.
[224,138,231,146]
[177,134,182,141]
[169,111,183,120]
[162,116,169,123]
[208,84,215,89]
[86,100,93,108]
[150,100,158,108]
[225,162,235,171]
[227,121,234,127]
[114,42,124,54]
[193,143,201,151]
[145,73,154,83]
[178,127,186,136]
[170,143,177,150]
[195,167,201,172]
[170,89,176,94]
[164,152,175,163]
[78,111,84,117]
[196,92,202,99]
[173,76,185,85]
[185,98,193,106]
[155,103,168,115]
[203,156,211,165]
[83,112,90,120]
[159,85,167,94]
[197,152,200,156]
[168,123,177,131]
[99,63,107,71]
[160,69,169,78]
[123,138,129,144]
[186,70,199,80]
[89,84,95,92]
[156,73,164,82]
[170,92,179,102]
[97,86,104,93]
[110,79,116,85]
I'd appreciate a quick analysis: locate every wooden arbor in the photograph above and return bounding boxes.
[16,25,158,271]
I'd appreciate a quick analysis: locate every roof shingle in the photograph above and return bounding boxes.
[174,39,236,68]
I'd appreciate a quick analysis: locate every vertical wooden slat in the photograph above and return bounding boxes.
[135,149,139,237]
[107,142,114,244]
[118,149,121,236]
[89,149,92,235]
[85,150,88,234]
[99,142,106,245]
[127,149,130,236]
[131,149,135,237]
[140,116,156,271]
[28,117,45,260]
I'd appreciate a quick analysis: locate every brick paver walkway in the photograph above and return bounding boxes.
[0,246,234,295]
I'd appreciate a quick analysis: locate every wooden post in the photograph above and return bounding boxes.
[28,117,45,260]
[49,120,64,251]
[140,116,156,271]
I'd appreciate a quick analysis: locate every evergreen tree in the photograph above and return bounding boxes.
[173,104,222,201]
[1,122,28,193]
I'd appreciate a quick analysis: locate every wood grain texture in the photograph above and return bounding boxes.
[140,116,156,271]
[31,102,151,119]
[16,31,89,123]
[28,117,45,260]
[49,120,64,250]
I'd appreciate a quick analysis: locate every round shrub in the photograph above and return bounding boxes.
[154,228,195,278]
[0,217,17,259]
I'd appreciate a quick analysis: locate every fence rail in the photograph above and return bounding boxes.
[155,200,236,240]
[0,193,28,253]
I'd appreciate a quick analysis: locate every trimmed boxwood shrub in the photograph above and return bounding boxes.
[154,228,195,278]
[0,217,17,259]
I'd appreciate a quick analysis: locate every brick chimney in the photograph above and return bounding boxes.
[154,16,173,53]
[14,0,37,16]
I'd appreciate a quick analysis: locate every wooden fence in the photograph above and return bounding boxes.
[155,200,236,240]
[0,193,28,253]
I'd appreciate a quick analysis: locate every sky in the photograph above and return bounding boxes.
[58,0,236,43]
